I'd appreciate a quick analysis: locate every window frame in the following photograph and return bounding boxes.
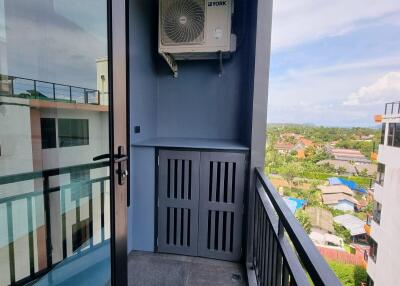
[376,163,385,186]
[387,123,395,146]
[372,201,382,225]
[369,237,378,263]
[380,123,386,145]
[40,118,57,149]
[58,118,89,148]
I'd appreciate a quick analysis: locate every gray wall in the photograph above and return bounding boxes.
[128,147,156,252]
[129,0,255,144]
[128,0,261,253]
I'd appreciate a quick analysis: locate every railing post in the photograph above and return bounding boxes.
[278,220,284,238]
[84,88,88,104]
[10,78,14,96]
[52,83,56,100]
[33,80,37,98]
[43,176,53,268]
[6,201,16,284]
[69,86,72,103]
[391,103,394,114]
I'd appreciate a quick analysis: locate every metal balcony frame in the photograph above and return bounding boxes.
[0,74,101,105]
[0,162,110,286]
[247,168,341,286]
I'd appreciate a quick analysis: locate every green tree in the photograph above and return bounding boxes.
[295,210,312,234]
[334,222,352,244]
[328,261,367,286]
[359,168,369,177]
[281,163,301,190]
[337,166,347,175]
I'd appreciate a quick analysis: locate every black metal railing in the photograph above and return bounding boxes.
[252,168,341,286]
[0,162,110,286]
[384,101,400,115]
[0,74,101,105]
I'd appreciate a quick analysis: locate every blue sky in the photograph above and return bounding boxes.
[267,0,400,127]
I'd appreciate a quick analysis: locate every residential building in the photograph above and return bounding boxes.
[319,185,358,211]
[328,177,368,195]
[274,141,294,154]
[366,101,400,286]
[317,159,357,175]
[326,147,370,163]
[310,232,343,248]
[334,214,367,244]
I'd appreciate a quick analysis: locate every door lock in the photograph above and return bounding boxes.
[93,146,129,186]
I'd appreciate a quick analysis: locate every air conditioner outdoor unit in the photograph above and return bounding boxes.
[159,0,236,77]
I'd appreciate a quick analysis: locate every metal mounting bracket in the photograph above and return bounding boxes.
[160,52,178,78]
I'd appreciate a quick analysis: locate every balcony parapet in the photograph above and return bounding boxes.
[0,73,103,106]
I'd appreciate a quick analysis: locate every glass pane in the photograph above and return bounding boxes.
[0,1,111,285]
[394,123,400,147]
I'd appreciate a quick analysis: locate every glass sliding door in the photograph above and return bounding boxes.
[0,0,126,285]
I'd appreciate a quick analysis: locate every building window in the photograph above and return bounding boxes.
[395,124,400,147]
[58,119,89,147]
[369,238,378,262]
[380,123,386,144]
[372,201,382,225]
[40,118,56,149]
[366,275,374,286]
[376,163,385,186]
[388,123,395,146]
[387,123,400,147]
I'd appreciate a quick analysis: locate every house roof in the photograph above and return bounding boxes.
[317,160,356,174]
[329,148,370,163]
[328,177,367,194]
[309,231,343,247]
[324,233,344,246]
[334,214,366,236]
[354,163,377,176]
[321,193,358,205]
[305,207,334,233]
[318,185,353,196]
[274,142,294,151]
[299,138,314,147]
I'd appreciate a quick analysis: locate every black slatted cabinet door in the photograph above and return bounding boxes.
[198,152,246,261]
[158,150,200,256]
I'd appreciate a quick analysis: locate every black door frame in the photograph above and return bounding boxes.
[107,0,129,285]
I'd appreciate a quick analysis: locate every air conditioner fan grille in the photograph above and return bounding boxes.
[162,0,205,44]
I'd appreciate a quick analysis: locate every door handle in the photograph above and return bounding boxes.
[93,147,129,187]
[93,153,128,163]
[93,154,111,161]
[93,147,130,207]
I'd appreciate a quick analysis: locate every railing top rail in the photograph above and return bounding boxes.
[0,73,99,93]
[0,175,109,204]
[255,167,342,286]
[384,101,400,115]
[0,161,109,186]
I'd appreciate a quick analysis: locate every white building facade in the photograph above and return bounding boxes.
[367,104,400,286]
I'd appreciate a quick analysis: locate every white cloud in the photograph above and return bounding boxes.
[268,61,400,126]
[344,72,400,106]
[272,56,400,83]
[272,0,400,51]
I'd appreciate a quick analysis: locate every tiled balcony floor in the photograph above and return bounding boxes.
[128,251,247,286]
